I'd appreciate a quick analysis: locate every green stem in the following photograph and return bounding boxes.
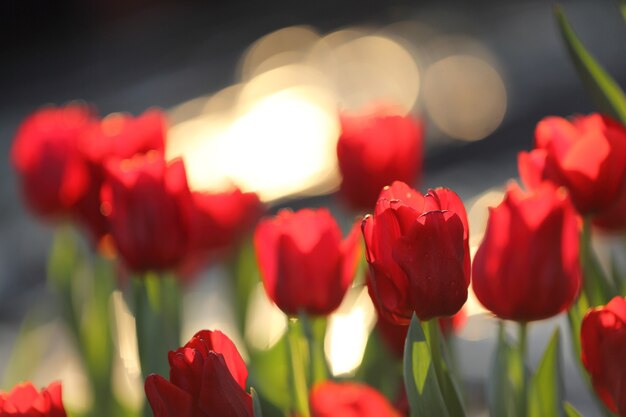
[286,319,310,417]
[518,322,528,417]
[580,217,613,306]
[133,273,182,380]
[299,313,329,385]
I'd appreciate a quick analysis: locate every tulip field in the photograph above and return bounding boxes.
[3,3,626,417]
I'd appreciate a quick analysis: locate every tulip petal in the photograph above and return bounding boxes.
[145,374,194,417]
[198,352,253,417]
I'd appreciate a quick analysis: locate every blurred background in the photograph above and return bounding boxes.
[1,0,625,415]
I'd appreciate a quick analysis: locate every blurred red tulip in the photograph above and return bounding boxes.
[254,208,360,316]
[309,381,401,417]
[337,106,423,211]
[581,296,626,416]
[472,182,581,321]
[100,153,191,272]
[519,113,626,230]
[177,189,264,279]
[0,381,66,417]
[11,104,95,220]
[76,109,167,242]
[145,330,252,417]
[362,181,470,324]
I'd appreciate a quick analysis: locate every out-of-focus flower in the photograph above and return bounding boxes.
[10,104,95,219]
[0,381,66,417]
[254,208,360,316]
[309,381,401,417]
[177,189,264,279]
[581,296,626,416]
[100,153,191,272]
[187,189,263,257]
[76,109,167,242]
[519,113,626,230]
[362,181,470,324]
[337,106,423,211]
[145,330,252,417]
[472,182,581,321]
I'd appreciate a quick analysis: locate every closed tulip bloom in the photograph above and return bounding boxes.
[0,381,66,417]
[76,109,167,241]
[100,153,191,272]
[581,297,626,416]
[519,114,626,229]
[145,330,252,417]
[337,106,423,211]
[472,182,581,321]
[10,104,95,219]
[309,381,401,417]
[254,208,360,316]
[362,181,470,324]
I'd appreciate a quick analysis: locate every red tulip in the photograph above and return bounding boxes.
[581,296,626,416]
[362,181,470,324]
[254,208,360,316]
[178,189,264,279]
[337,106,423,211]
[76,109,167,241]
[10,104,95,219]
[188,189,263,256]
[145,330,252,417]
[309,381,401,417]
[0,381,66,417]
[472,182,581,321]
[100,153,191,272]
[519,114,626,230]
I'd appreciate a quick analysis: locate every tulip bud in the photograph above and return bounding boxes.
[472,182,581,321]
[100,154,191,272]
[337,106,423,211]
[362,181,470,324]
[254,208,360,316]
[0,381,66,417]
[581,296,626,416]
[519,113,626,230]
[309,381,401,417]
[145,330,253,417]
[10,104,95,220]
[76,109,168,242]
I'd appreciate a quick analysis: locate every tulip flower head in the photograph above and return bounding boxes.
[337,106,423,211]
[145,330,252,417]
[519,113,626,230]
[362,181,470,324]
[0,381,66,417]
[581,296,626,416]
[100,153,192,272]
[254,208,360,316]
[11,104,95,220]
[309,381,401,417]
[75,109,168,242]
[472,182,581,321]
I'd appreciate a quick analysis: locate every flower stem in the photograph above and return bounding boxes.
[518,322,528,417]
[286,319,310,417]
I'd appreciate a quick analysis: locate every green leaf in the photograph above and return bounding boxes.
[529,329,563,417]
[423,321,467,417]
[403,315,450,417]
[248,335,291,411]
[555,5,626,124]
[233,237,261,333]
[488,324,524,417]
[564,402,585,417]
[251,388,264,417]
